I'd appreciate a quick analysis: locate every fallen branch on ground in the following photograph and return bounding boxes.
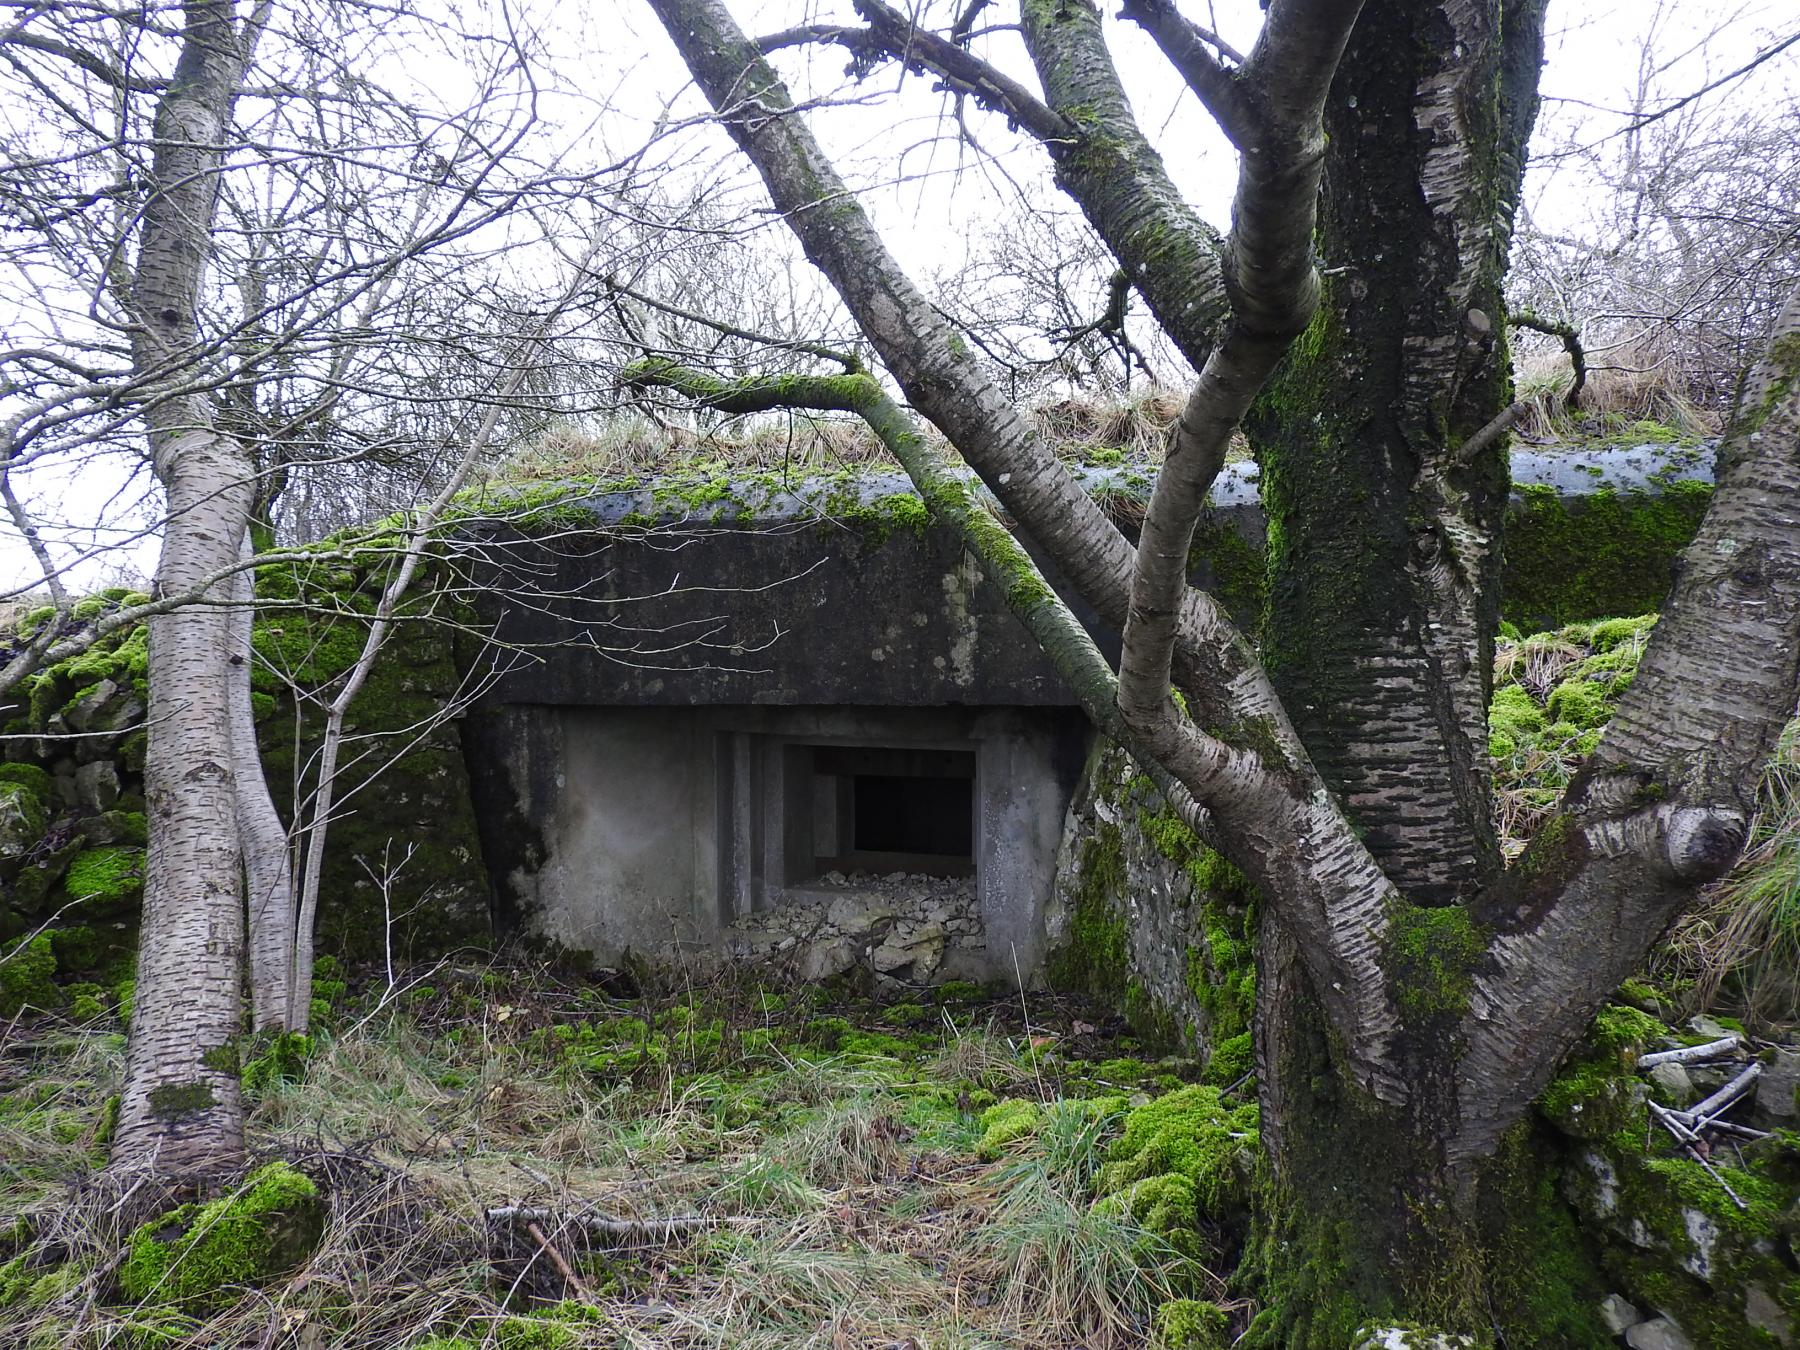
[1638,1034,1742,1067]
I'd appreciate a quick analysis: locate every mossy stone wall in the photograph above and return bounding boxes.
[251,551,489,956]
[0,553,492,1004]
[1044,741,1257,1080]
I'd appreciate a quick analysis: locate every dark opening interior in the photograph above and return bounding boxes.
[806,744,977,879]
[853,773,973,857]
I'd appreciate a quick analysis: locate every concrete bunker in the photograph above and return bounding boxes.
[461,471,1095,986]
[460,443,1715,988]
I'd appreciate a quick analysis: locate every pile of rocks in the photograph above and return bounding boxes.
[1553,1014,1799,1348]
[723,870,985,986]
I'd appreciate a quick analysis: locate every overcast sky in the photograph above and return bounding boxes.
[1,0,1794,593]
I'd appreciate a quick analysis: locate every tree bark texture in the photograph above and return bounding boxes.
[109,0,266,1176]
[232,537,296,1033]
[647,0,1800,1336]
[1248,0,1547,906]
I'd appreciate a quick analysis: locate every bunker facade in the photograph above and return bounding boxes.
[461,443,1714,987]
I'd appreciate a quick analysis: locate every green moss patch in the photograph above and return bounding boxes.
[0,763,52,801]
[1099,1085,1259,1218]
[1491,617,1653,854]
[0,933,61,1015]
[975,1098,1045,1159]
[1382,902,1489,1026]
[1151,1297,1232,1349]
[118,1162,324,1309]
[61,845,145,909]
[1503,479,1710,630]
[1046,820,1129,1000]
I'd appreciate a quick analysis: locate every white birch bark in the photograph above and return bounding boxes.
[108,0,270,1176]
[230,535,297,1032]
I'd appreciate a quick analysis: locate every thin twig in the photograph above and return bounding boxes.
[486,1206,753,1237]
[1648,1101,1748,1210]
[1684,1061,1762,1124]
[1454,400,1527,465]
[523,1221,593,1301]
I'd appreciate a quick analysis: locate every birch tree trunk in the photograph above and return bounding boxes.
[1237,0,1562,1336]
[108,0,268,1176]
[231,537,297,1033]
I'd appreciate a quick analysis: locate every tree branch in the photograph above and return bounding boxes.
[1018,0,1230,370]
[844,0,1070,142]
[605,276,864,372]
[1115,0,1252,144]
[1510,311,1587,409]
[1119,0,1360,761]
[1454,285,1800,1164]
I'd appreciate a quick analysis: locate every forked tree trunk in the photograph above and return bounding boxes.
[1242,1,1620,1339]
[645,0,1800,1338]
[109,0,268,1176]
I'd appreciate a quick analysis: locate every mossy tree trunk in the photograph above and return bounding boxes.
[1235,0,1571,1336]
[1248,0,1543,906]
[647,0,1800,1337]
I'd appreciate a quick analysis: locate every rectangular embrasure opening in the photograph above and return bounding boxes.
[807,744,976,879]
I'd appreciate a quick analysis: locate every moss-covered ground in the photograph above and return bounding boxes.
[0,961,1259,1348]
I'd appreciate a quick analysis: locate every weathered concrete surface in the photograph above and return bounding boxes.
[467,511,1086,708]
[463,703,1086,981]
[465,443,1713,710]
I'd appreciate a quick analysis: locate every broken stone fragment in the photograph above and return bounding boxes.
[73,760,120,813]
[1646,1061,1696,1106]
[1624,1316,1695,1350]
[1355,1329,1480,1349]
[1753,1048,1800,1124]
[796,936,857,982]
[1686,1014,1738,1041]
[1599,1293,1643,1334]
[871,921,946,978]
[1744,1284,1795,1349]
[0,780,47,864]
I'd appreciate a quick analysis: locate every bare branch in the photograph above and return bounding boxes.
[1116,0,1252,143]
[1511,311,1588,409]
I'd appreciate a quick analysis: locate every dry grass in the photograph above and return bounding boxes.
[0,967,1225,1349]
[492,388,1195,490]
[1664,722,1800,1028]
[515,354,1705,494]
[1512,341,1720,444]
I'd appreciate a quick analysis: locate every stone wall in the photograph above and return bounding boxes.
[721,871,985,988]
[0,556,491,1013]
[1044,741,1257,1075]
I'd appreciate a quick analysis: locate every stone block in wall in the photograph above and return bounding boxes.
[1044,740,1257,1070]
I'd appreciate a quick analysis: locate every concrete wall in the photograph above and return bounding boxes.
[455,443,1716,983]
[465,444,1715,712]
[464,703,1088,983]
